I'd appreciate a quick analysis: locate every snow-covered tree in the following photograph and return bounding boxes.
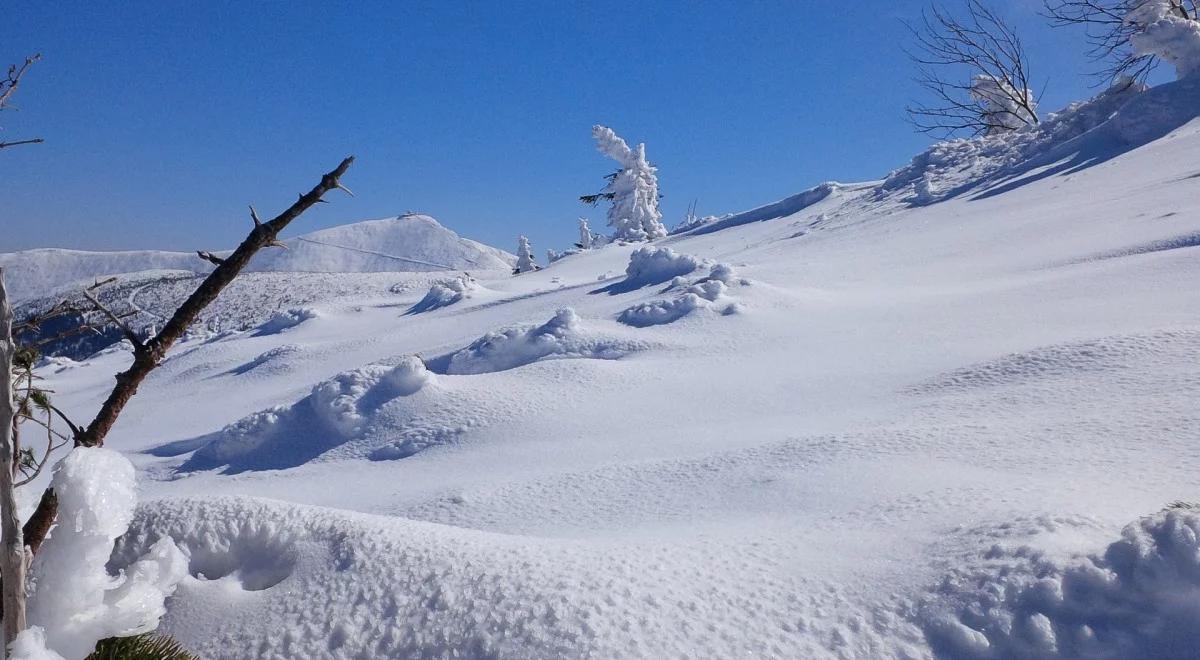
[577,217,594,249]
[514,235,539,274]
[1128,0,1200,78]
[1047,0,1200,82]
[585,126,666,241]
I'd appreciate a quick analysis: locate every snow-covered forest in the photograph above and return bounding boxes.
[3,1,1200,658]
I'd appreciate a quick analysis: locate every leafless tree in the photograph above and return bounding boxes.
[0,53,42,150]
[2,157,355,656]
[906,1,1043,137]
[1045,0,1200,83]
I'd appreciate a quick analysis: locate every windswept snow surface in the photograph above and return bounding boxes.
[26,79,1200,658]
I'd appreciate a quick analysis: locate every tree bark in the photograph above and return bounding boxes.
[0,270,27,655]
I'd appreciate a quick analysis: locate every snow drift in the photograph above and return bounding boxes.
[922,507,1200,659]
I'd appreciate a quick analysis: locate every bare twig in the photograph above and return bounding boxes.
[0,54,44,152]
[0,138,44,150]
[81,288,143,348]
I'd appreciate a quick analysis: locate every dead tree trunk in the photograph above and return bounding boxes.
[20,157,355,555]
[0,270,26,654]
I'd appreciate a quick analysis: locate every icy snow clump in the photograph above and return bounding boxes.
[24,447,187,659]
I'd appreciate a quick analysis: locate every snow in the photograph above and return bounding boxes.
[439,308,642,375]
[406,276,481,314]
[922,507,1200,658]
[253,307,319,336]
[14,77,1200,658]
[25,448,186,659]
[607,245,703,292]
[1127,0,1200,79]
[970,74,1037,134]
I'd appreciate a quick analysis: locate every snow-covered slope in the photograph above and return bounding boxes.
[0,214,513,301]
[247,214,514,274]
[27,78,1200,658]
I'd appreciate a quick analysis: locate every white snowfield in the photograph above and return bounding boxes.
[27,77,1200,658]
[0,214,515,302]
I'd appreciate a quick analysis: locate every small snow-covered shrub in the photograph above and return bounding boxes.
[22,448,187,660]
[408,276,477,314]
[622,247,703,288]
[253,307,318,335]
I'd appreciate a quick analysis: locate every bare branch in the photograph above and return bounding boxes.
[0,138,44,151]
[81,288,143,349]
[21,156,357,559]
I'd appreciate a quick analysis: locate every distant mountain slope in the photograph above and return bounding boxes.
[0,214,513,301]
[248,214,514,274]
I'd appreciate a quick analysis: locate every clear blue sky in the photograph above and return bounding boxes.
[4,1,1115,256]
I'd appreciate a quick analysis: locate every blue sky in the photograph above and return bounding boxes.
[4,1,1119,256]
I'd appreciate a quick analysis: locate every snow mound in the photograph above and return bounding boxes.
[618,294,707,328]
[253,307,319,336]
[881,80,1149,205]
[27,448,187,659]
[599,246,704,294]
[250,214,514,274]
[114,496,926,659]
[188,356,435,471]
[618,263,747,327]
[407,275,480,314]
[921,507,1200,659]
[440,309,643,375]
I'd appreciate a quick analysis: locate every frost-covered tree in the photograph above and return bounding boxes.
[906,1,1042,137]
[583,126,667,241]
[514,235,539,274]
[576,217,594,249]
[1046,0,1200,82]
